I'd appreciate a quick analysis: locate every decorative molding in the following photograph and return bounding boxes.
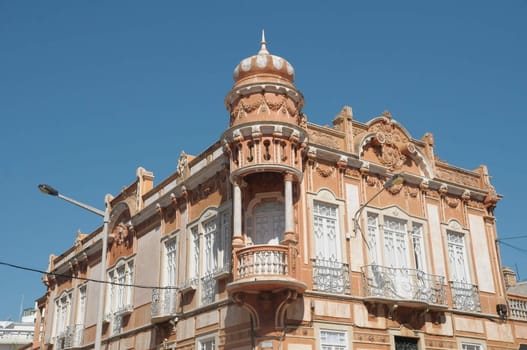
[436,167,480,188]
[446,197,460,208]
[309,130,340,149]
[424,339,457,349]
[447,220,463,231]
[386,182,403,194]
[366,174,380,187]
[315,165,334,178]
[467,200,485,209]
[407,186,419,198]
[373,141,407,170]
[344,168,361,178]
[354,332,388,344]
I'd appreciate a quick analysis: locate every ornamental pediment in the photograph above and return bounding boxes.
[355,113,433,178]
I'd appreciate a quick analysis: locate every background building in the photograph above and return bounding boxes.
[33,38,527,350]
[0,307,36,350]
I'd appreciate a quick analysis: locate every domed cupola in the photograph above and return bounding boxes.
[233,32,296,87]
[222,33,308,183]
[224,31,305,129]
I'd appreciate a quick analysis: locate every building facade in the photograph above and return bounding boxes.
[0,308,36,350]
[33,37,527,350]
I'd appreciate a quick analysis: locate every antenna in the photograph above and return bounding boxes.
[19,294,24,322]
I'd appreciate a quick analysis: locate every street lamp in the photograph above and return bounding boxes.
[352,174,404,246]
[38,184,109,350]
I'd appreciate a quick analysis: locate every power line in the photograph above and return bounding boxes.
[0,260,177,290]
[497,241,527,255]
[497,235,527,241]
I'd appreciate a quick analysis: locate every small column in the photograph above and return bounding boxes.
[284,173,294,234]
[232,179,244,248]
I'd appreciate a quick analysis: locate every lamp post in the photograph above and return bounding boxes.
[352,174,404,247]
[38,184,109,350]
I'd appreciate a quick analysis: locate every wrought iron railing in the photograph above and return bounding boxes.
[449,281,481,312]
[509,297,527,320]
[235,245,288,279]
[111,314,123,336]
[151,288,178,318]
[116,303,133,316]
[362,265,446,306]
[201,274,217,305]
[311,258,350,294]
[0,329,34,341]
[54,334,66,350]
[63,324,83,348]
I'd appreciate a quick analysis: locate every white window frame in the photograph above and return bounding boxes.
[186,206,231,305]
[52,291,72,339]
[364,207,428,272]
[75,284,87,326]
[320,329,348,350]
[313,200,341,262]
[446,228,471,284]
[246,193,284,246]
[197,333,217,350]
[163,234,178,288]
[106,256,134,316]
[309,189,346,263]
[458,337,485,350]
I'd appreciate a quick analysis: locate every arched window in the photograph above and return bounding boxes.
[247,199,284,245]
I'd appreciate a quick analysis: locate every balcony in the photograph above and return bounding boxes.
[362,265,447,309]
[311,258,350,294]
[63,324,83,349]
[151,288,178,323]
[227,244,306,295]
[509,297,527,320]
[449,281,481,312]
[115,303,133,317]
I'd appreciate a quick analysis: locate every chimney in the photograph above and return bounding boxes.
[502,266,517,288]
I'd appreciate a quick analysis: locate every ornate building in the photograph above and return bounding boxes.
[32,35,527,350]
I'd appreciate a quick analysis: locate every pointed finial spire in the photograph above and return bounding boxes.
[258,29,269,55]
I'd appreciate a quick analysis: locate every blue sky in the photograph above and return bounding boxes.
[1,1,526,320]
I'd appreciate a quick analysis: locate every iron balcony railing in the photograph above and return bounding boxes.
[311,258,350,294]
[201,273,217,305]
[151,288,178,319]
[362,265,447,306]
[449,280,481,312]
[63,324,83,349]
[509,297,527,320]
[235,245,289,279]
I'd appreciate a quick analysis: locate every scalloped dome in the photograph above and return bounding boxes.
[233,32,295,85]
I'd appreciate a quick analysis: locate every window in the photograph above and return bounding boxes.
[164,237,178,287]
[366,212,427,272]
[75,285,86,326]
[186,208,231,305]
[447,230,470,283]
[107,258,134,316]
[394,336,418,350]
[159,236,178,315]
[320,329,347,350]
[247,200,284,245]
[198,336,216,350]
[364,210,432,301]
[189,226,200,284]
[311,199,349,294]
[314,201,340,262]
[203,218,218,274]
[53,291,72,339]
[461,343,483,350]
[447,230,480,311]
